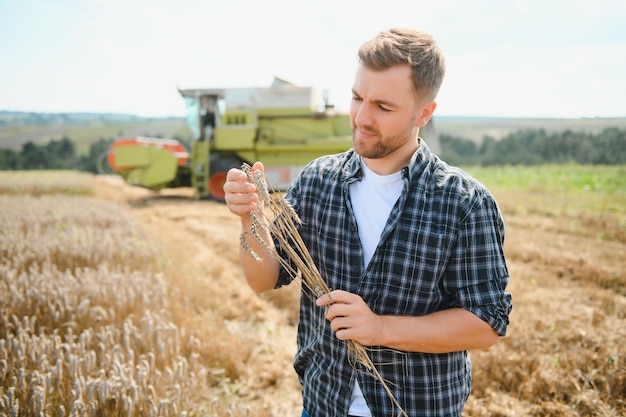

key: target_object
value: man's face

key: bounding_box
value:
[350,64,433,163]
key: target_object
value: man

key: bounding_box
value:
[224,28,512,417]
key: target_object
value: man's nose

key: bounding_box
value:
[354,103,374,127]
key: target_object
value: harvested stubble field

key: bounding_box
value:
[0,167,624,416]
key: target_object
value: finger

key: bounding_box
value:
[223,179,256,196]
[325,303,342,321]
[330,316,348,332]
[252,161,265,173]
[330,318,356,342]
[316,290,351,307]
[316,293,331,307]
[224,168,258,195]
[224,187,258,210]
[226,168,244,181]
[225,199,256,216]
[334,328,351,341]
[226,168,248,182]
[224,176,259,216]
[224,193,258,209]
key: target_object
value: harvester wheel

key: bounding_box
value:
[208,157,242,202]
[208,171,228,201]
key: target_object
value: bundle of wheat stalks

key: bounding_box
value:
[239,163,408,417]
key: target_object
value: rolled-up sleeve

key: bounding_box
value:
[445,193,512,336]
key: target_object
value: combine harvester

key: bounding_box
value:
[107,78,353,201]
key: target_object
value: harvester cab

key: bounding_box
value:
[107,78,353,201]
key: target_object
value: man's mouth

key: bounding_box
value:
[354,128,378,139]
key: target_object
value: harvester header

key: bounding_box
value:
[108,78,353,200]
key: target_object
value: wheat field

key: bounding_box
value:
[0,173,252,416]
[1,169,625,416]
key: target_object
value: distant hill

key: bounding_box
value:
[434,116,626,143]
[0,110,182,126]
[0,111,189,152]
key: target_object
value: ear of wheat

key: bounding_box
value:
[239,163,408,417]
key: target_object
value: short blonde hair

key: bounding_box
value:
[358,28,446,101]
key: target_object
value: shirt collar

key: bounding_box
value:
[341,138,433,183]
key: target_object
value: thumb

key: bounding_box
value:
[252,161,264,173]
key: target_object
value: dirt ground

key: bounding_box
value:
[93,175,625,416]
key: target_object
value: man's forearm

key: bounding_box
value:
[378,308,499,353]
[238,219,280,293]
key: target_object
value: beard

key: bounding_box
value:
[352,128,410,160]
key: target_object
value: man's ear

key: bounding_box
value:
[416,100,437,127]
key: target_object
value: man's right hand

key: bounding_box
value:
[223,161,264,218]
[224,161,281,293]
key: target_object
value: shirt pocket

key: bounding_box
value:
[369,228,452,316]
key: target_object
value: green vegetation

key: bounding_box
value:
[0,136,113,173]
[465,164,626,243]
[466,164,626,194]
[440,127,626,166]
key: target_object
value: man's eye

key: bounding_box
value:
[352,96,362,101]
[379,105,391,112]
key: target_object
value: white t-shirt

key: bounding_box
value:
[347,159,404,416]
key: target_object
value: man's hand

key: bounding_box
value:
[223,161,264,218]
[316,290,384,346]
[224,161,280,293]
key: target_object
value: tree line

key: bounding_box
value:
[0,136,113,173]
[0,111,160,126]
[439,127,626,166]
[0,127,625,172]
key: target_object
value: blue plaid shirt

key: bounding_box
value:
[276,141,512,417]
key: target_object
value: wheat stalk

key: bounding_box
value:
[239,163,408,417]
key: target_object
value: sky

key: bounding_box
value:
[0,0,625,119]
